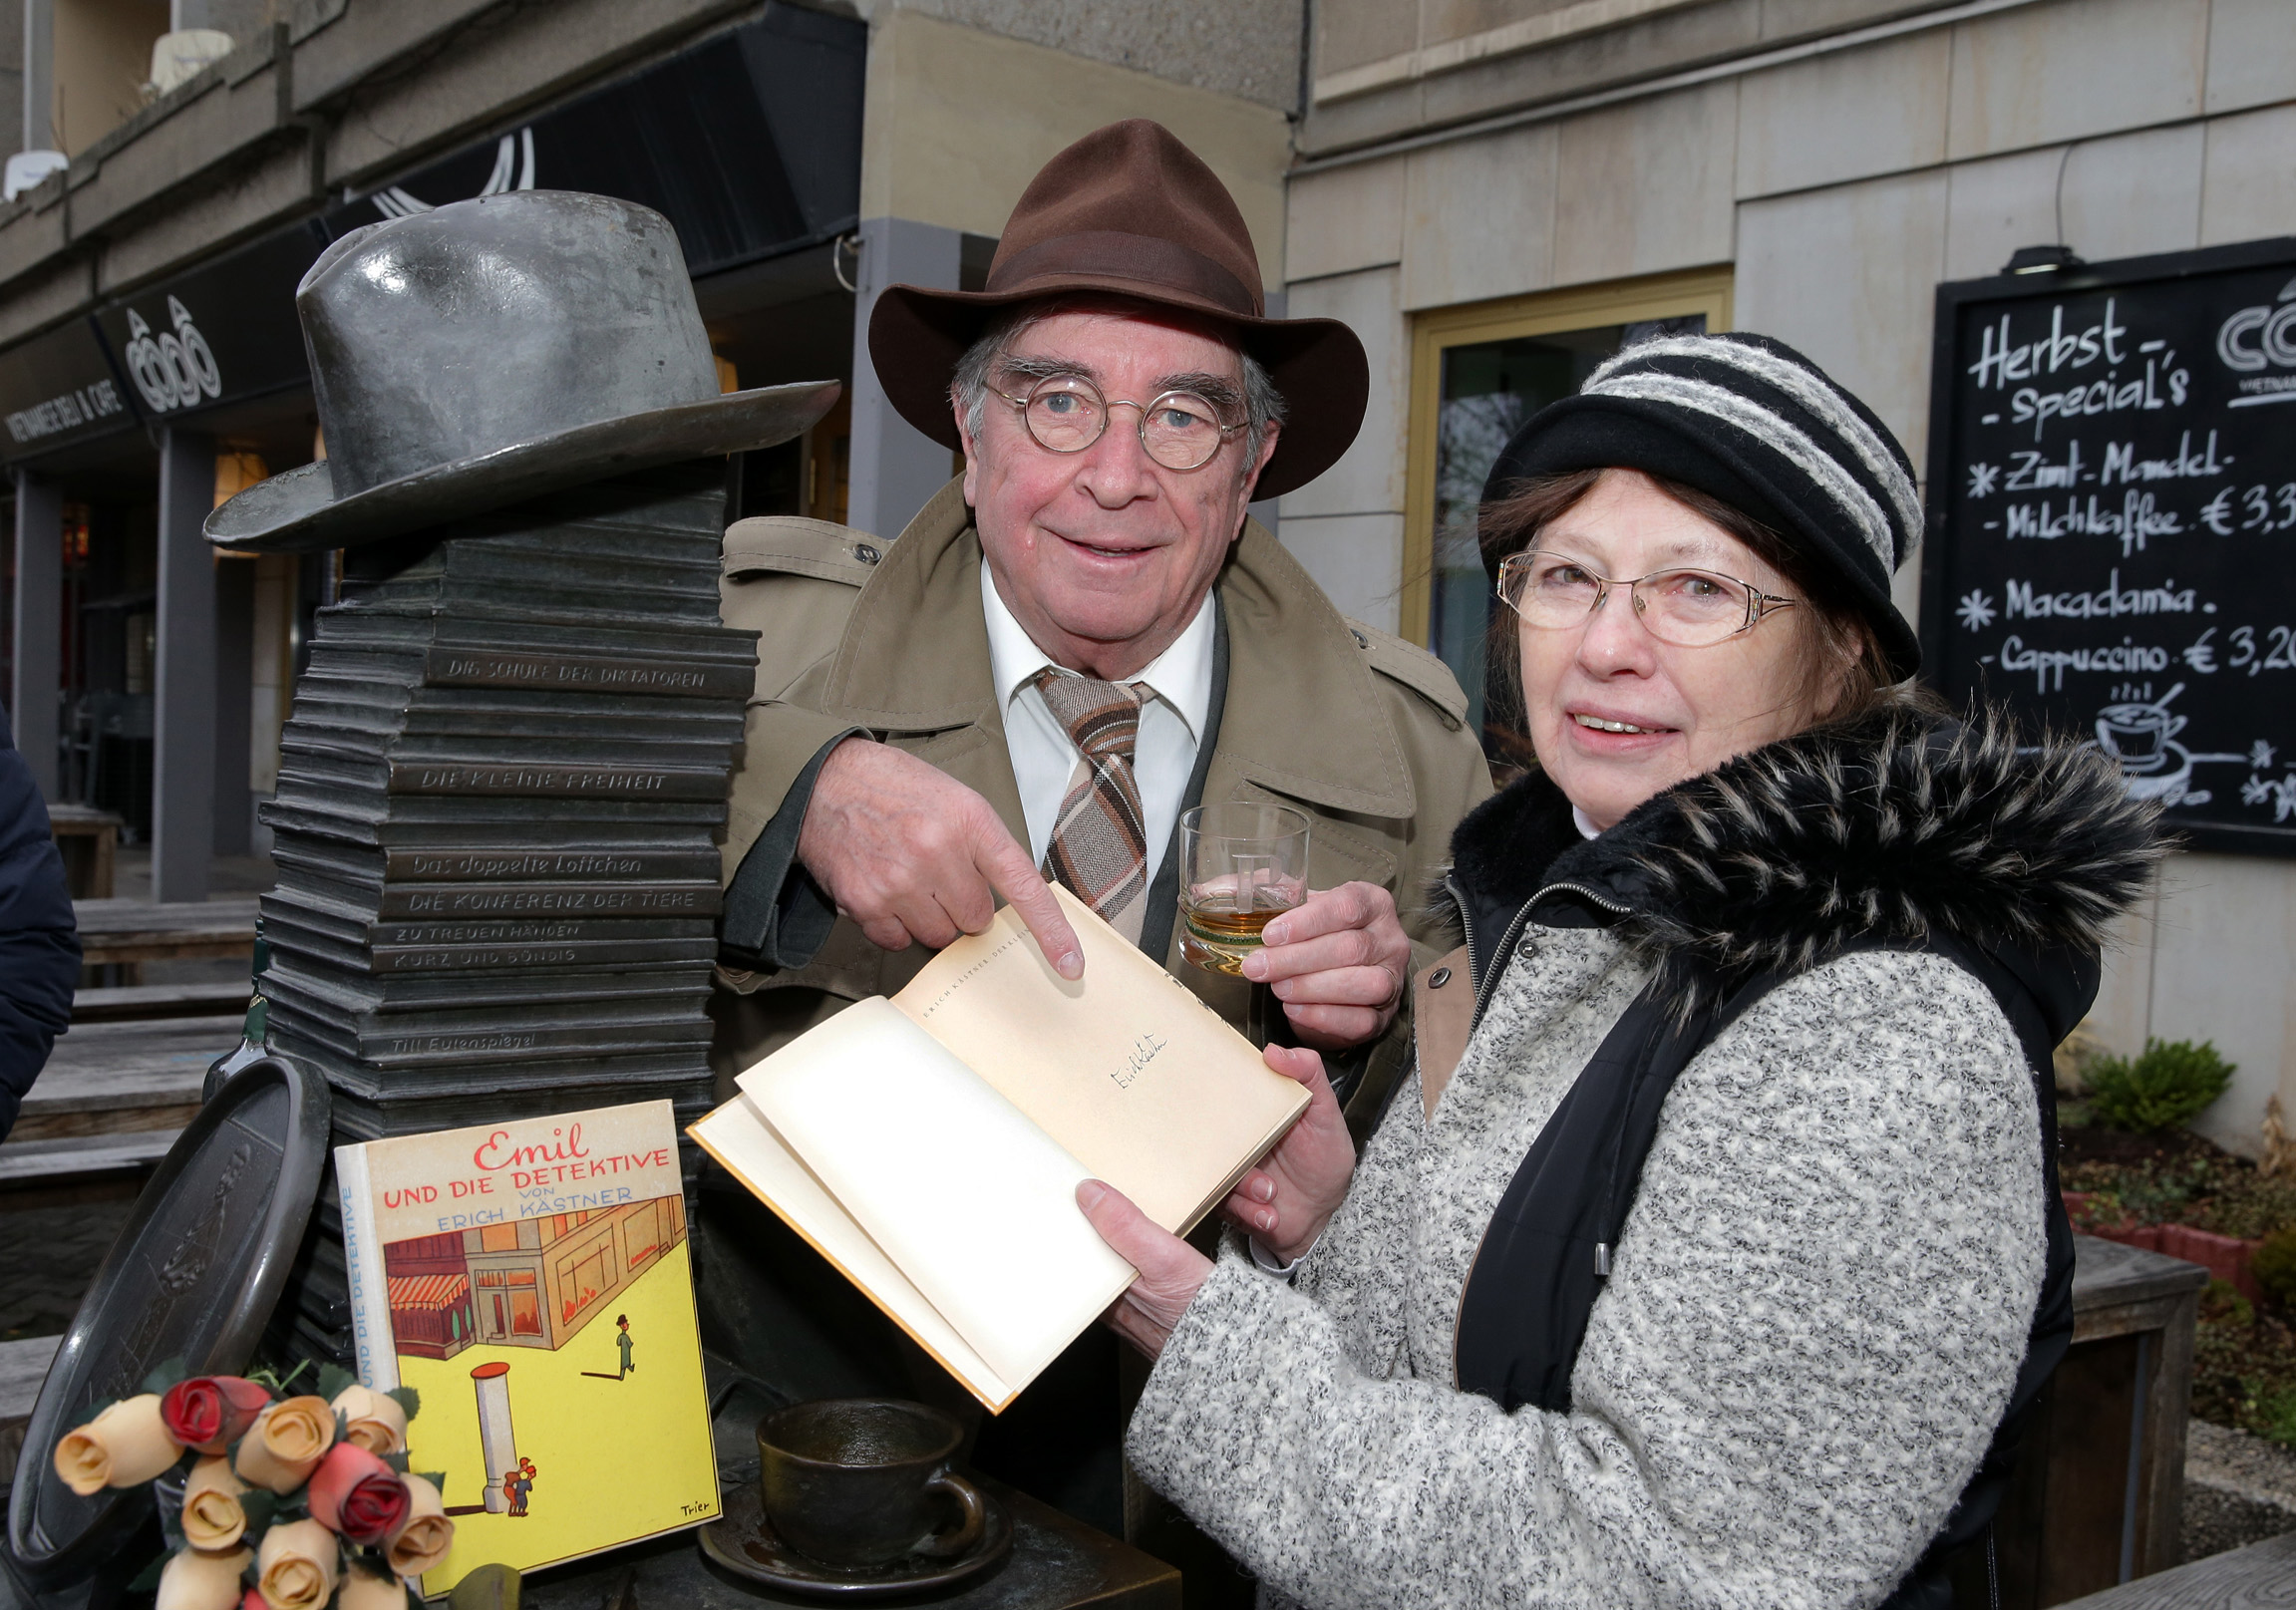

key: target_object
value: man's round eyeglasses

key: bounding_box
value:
[1495,548,1798,648]
[990,374,1246,472]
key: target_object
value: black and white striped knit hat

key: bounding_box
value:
[1479,331,1923,678]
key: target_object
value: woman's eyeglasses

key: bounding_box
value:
[989,374,1246,472]
[1495,548,1798,647]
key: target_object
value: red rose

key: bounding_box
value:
[307,1443,412,1545]
[160,1377,273,1454]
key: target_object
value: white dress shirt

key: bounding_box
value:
[980,563,1217,884]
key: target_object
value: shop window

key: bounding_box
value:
[627,1198,666,1268]
[1405,270,1732,760]
[558,1242,615,1327]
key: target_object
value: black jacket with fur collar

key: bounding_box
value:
[1443,695,2163,1033]
[1440,698,2161,1607]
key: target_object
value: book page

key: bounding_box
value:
[687,1095,1015,1413]
[730,996,1138,1396]
[892,885,1309,1233]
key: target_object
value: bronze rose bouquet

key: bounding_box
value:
[54,1361,454,1609]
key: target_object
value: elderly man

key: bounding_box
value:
[703,120,1489,1551]
[713,120,1487,1092]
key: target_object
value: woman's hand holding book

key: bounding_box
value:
[1077,1045,1358,1361]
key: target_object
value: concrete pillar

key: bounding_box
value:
[10,470,62,796]
[22,0,53,153]
[211,555,252,854]
[845,216,962,541]
[153,428,214,902]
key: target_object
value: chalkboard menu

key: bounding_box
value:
[1921,236,2296,857]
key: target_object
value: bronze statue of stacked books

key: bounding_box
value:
[204,187,836,1364]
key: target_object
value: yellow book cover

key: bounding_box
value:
[334,1100,720,1594]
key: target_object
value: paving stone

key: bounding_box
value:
[2182,1419,2296,1563]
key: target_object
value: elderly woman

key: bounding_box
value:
[1077,333,2160,1609]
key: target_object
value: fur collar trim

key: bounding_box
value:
[1447,696,2165,994]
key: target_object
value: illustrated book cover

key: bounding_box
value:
[689,884,1308,1414]
[336,1099,719,1594]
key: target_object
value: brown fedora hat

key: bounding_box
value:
[867,120,1367,501]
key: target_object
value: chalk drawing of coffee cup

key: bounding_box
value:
[2096,688,2187,776]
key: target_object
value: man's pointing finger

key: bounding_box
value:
[979,830,1085,980]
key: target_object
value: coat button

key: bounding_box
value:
[1427,966,1451,989]
[853,542,881,564]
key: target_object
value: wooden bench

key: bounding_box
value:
[72,897,259,985]
[0,1336,65,1501]
[10,1017,222,1145]
[0,1130,182,1191]
[1959,1236,2213,1607]
[2053,1530,2296,1607]
[45,805,120,900]
[71,983,248,1024]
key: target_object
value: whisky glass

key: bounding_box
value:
[1177,803,1310,977]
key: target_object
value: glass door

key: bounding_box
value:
[1405,271,1732,760]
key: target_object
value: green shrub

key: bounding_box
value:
[2084,1038,2235,1132]
[2257,1385,2296,1451]
[2255,1226,2296,1310]
[2200,1277,2256,1328]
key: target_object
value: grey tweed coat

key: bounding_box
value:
[1126,706,2161,1610]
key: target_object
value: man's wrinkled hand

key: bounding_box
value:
[797,737,1083,978]
[1240,881,1410,1051]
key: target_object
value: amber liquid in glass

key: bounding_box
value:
[1179,897,1288,976]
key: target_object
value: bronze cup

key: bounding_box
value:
[757,1399,987,1571]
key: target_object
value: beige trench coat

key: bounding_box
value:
[708,479,1494,1126]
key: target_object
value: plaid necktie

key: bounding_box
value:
[1033,669,1151,943]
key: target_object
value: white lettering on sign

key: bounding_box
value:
[2101,430,2230,484]
[2003,491,2184,556]
[2215,298,2296,373]
[2005,569,2200,621]
[1968,300,2131,390]
[1994,634,2172,693]
[123,295,221,413]
[4,377,127,444]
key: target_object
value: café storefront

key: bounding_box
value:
[0,4,866,899]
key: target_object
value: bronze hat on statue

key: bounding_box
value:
[207,189,840,553]
[867,120,1369,500]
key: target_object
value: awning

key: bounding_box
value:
[387,1273,471,1310]
[322,7,863,279]
[91,219,329,426]
[0,318,136,466]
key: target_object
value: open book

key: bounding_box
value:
[689,885,1309,1412]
